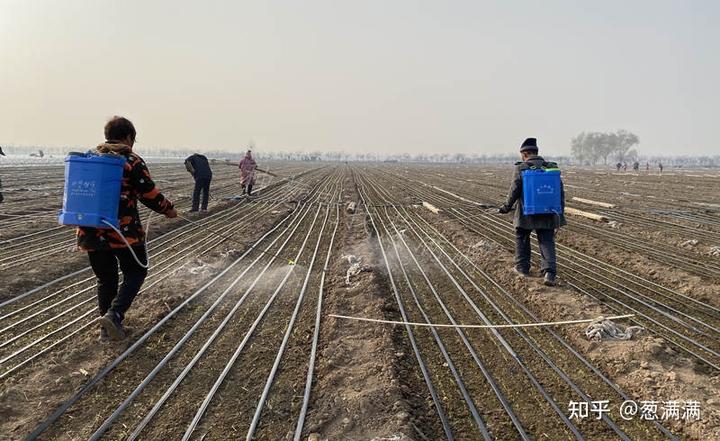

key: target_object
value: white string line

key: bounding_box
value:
[328,313,635,329]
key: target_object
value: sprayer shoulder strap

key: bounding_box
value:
[527,161,559,170]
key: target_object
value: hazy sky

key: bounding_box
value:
[1,0,717,155]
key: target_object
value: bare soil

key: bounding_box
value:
[0,203,285,440]
[437,212,720,441]
[303,182,428,441]
[556,228,720,309]
[3,164,720,440]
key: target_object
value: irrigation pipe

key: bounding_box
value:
[222,163,316,190]
[176,214,297,264]
[24,209,298,441]
[329,314,635,329]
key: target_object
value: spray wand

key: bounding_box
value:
[222,160,315,190]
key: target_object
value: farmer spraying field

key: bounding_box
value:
[499,137,566,286]
[184,152,212,212]
[75,116,177,340]
[239,149,257,196]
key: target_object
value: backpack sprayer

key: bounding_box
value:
[58,151,150,269]
[521,167,563,215]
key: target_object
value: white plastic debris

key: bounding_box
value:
[341,254,371,285]
[188,263,208,274]
[470,240,496,252]
[681,239,699,247]
[422,201,440,214]
[607,221,622,229]
[709,246,720,257]
[585,317,644,342]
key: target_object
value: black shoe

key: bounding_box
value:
[99,327,109,341]
[513,267,530,278]
[189,209,199,213]
[543,273,557,286]
[99,311,126,340]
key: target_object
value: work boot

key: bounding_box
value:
[99,311,126,341]
[513,267,530,278]
[543,273,557,286]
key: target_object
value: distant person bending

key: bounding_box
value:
[78,116,177,340]
[498,138,566,286]
[616,162,621,172]
[184,152,213,212]
[239,150,257,196]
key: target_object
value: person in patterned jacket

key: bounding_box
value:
[78,116,177,340]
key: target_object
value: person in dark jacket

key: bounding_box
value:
[184,153,213,212]
[499,138,566,286]
[78,116,177,340]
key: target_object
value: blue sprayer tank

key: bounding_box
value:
[58,152,126,228]
[521,168,563,215]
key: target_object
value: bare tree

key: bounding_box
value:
[612,129,640,163]
[571,129,639,165]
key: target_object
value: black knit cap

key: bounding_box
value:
[520,137,539,152]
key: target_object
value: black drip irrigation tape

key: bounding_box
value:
[176,214,299,265]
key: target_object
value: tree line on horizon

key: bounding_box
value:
[570,129,640,165]
[2,141,720,167]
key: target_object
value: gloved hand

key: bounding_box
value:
[498,205,511,214]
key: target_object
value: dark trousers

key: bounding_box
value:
[88,245,148,321]
[243,183,253,196]
[515,228,557,275]
[192,178,211,211]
